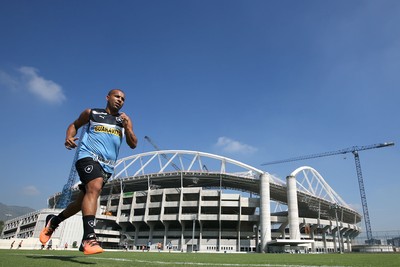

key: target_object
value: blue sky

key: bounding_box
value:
[0,0,399,232]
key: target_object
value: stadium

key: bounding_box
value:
[2,150,367,253]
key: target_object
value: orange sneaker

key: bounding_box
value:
[82,239,104,255]
[39,215,57,245]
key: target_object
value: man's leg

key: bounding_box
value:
[40,191,84,245]
[81,177,103,237]
[81,177,104,255]
[52,191,85,227]
[61,191,85,217]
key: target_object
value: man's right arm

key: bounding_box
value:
[65,109,91,149]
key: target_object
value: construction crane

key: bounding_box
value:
[144,136,181,171]
[55,125,88,209]
[261,142,395,243]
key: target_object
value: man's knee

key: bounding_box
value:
[85,178,103,194]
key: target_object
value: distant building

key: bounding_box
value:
[388,237,400,247]
[1,209,82,249]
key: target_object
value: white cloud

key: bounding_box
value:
[18,66,66,104]
[0,66,66,104]
[214,136,258,155]
[21,185,40,196]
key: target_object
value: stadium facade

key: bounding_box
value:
[1,150,364,253]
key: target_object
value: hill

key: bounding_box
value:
[0,203,36,221]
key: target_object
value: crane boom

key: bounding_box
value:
[144,136,181,171]
[261,141,394,242]
[261,142,394,166]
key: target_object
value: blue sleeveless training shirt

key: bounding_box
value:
[77,108,124,174]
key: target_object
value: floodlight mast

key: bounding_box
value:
[261,142,394,243]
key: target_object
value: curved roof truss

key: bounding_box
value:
[113,150,350,206]
[114,150,278,182]
[291,166,350,208]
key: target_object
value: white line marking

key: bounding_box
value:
[92,256,349,267]
[15,253,350,267]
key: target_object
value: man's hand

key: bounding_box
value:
[119,112,132,129]
[65,137,79,150]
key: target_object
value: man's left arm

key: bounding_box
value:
[119,112,138,149]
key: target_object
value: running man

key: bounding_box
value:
[39,89,137,255]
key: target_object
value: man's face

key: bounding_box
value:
[107,90,125,111]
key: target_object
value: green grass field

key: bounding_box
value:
[1,249,399,267]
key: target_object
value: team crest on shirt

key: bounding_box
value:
[85,165,93,173]
[116,116,123,123]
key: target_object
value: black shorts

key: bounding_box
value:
[75,157,111,192]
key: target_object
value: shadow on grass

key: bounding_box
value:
[26,255,95,265]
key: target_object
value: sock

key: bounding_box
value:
[58,211,67,222]
[82,215,96,240]
[51,212,66,228]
